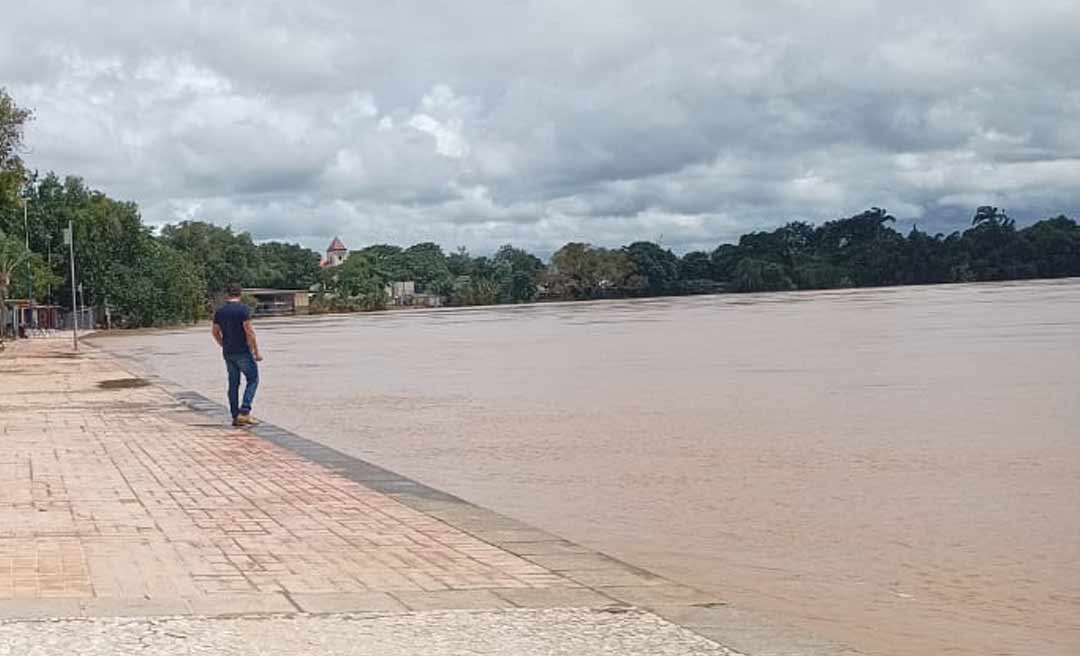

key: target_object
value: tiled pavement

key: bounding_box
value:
[0,338,856,656]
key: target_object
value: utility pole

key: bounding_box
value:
[23,198,33,331]
[64,221,78,351]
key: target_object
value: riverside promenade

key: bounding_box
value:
[0,338,850,655]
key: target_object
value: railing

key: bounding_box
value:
[61,308,95,331]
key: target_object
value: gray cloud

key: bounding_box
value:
[3,0,1079,257]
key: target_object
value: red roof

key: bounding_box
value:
[327,236,347,252]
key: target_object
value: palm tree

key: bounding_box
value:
[972,206,1014,230]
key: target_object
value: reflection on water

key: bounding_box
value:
[107,279,1080,656]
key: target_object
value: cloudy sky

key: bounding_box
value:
[3,0,1079,255]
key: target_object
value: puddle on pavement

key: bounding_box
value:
[97,378,151,390]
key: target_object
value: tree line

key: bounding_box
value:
[315,206,1080,311]
[3,87,1080,329]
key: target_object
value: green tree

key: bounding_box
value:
[67,179,148,309]
[10,174,153,314]
[547,243,636,300]
[1,173,212,327]
[902,226,958,285]
[791,260,848,289]
[447,246,473,277]
[961,206,1034,280]
[732,258,794,292]
[972,205,1012,229]
[546,242,595,299]
[160,220,259,294]
[355,244,410,283]
[351,242,457,296]
[252,241,321,289]
[404,242,454,295]
[624,241,680,295]
[709,244,742,282]
[28,251,61,302]
[320,252,387,311]
[105,236,205,327]
[493,244,544,303]
[0,88,31,206]
[450,256,504,306]
[1021,216,1080,278]
[679,251,712,281]
[0,231,29,333]
[811,208,906,287]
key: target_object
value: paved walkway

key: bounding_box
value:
[0,609,730,655]
[0,338,852,655]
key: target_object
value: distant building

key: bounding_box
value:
[384,281,443,308]
[317,237,445,308]
[2,300,64,330]
[2,300,93,334]
[385,281,416,300]
[321,236,349,268]
[241,289,312,316]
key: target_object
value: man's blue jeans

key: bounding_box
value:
[224,351,259,418]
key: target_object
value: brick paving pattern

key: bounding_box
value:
[0,338,846,656]
[0,339,572,610]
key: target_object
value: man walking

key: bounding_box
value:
[212,284,263,427]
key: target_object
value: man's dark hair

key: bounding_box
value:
[225,283,243,298]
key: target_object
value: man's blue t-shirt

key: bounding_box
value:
[214,302,252,354]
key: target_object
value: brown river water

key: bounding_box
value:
[100,279,1080,656]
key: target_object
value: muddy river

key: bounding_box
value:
[102,279,1080,655]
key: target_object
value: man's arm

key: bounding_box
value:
[212,323,224,348]
[243,320,262,361]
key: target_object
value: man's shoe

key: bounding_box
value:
[236,414,258,426]
[231,417,243,427]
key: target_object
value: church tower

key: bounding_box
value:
[323,237,348,268]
